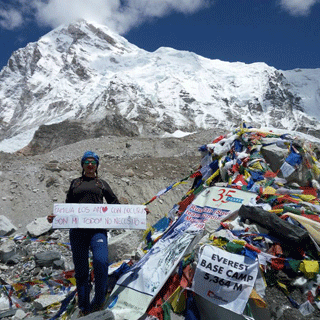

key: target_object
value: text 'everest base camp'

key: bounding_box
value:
[1,20,320,320]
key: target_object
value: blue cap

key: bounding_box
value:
[81,151,99,167]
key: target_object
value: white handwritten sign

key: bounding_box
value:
[192,245,259,315]
[52,204,146,230]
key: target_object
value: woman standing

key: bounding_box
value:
[48,150,119,316]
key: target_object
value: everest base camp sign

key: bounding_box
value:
[52,203,146,230]
[192,245,259,315]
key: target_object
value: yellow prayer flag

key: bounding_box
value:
[299,260,319,279]
[263,186,276,195]
[250,162,263,171]
[205,169,220,186]
[233,239,246,246]
[68,278,77,286]
[213,238,228,248]
[277,281,289,295]
[250,289,267,308]
[244,170,251,180]
[312,166,320,177]
[269,209,283,214]
[169,286,186,314]
[296,194,316,202]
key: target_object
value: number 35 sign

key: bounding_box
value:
[190,187,255,219]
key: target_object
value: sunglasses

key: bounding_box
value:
[84,160,97,165]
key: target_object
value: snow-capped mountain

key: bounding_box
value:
[0,19,320,153]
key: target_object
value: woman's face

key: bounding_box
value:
[83,157,98,177]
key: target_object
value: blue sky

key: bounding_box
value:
[0,0,320,71]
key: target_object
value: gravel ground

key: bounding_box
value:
[0,129,223,234]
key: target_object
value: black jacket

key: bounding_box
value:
[66,176,119,204]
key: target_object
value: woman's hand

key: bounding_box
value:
[47,215,56,223]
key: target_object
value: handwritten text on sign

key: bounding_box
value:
[192,245,259,315]
[52,204,146,230]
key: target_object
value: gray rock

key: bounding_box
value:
[26,217,52,237]
[0,309,17,319]
[33,294,66,310]
[261,143,287,173]
[0,215,17,236]
[261,143,310,186]
[108,230,143,263]
[45,160,61,172]
[0,239,16,263]
[12,308,26,320]
[32,267,41,276]
[34,250,61,267]
[53,259,65,269]
[6,253,22,265]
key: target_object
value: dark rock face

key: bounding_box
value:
[18,114,140,155]
[87,23,117,47]
[18,120,88,155]
[93,114,140,138]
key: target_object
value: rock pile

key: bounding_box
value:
[115,124,320,320]
[0,218,141,319]
[1,125,320,320]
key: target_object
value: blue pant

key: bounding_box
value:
[69,229,108,313]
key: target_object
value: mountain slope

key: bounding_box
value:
[0,19,320,153]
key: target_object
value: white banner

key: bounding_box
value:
[108,187,255,319]
[117,222,197,295]
[109,222,198,320]
[192,245,259,315]
[52,203,146,230]
[182,187,255,229]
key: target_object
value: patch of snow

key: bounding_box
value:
[162,130,195,138]
[0,129,36,153]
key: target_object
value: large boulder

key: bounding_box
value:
[0,215,17,236]
[26,217,52,237]
[261,141,310,186]
[34,251,61,267]
[0,239,16,263]
[108,230,144,263]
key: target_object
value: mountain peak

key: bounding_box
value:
[0,19,320,153]
[39,19,138,57]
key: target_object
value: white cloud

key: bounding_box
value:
[0,8,23,30]
[279,0,320,16]
[32,0,119,29]
[0,0,319,34]
[5,0,319,35]
[0,0,212,34]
